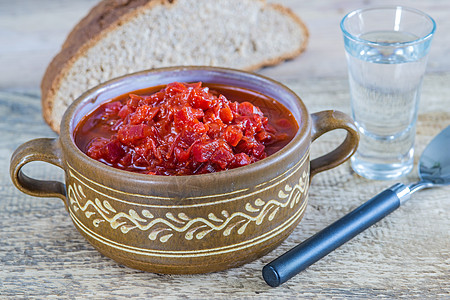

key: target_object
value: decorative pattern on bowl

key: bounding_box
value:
[65,150,309,273]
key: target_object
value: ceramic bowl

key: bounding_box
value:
[10,66,359,274]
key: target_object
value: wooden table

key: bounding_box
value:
[1,1,449,298]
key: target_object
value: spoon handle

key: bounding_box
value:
[262,183,410,287]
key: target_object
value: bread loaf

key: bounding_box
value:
[41,0,309,132]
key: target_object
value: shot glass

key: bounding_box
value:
[340,6,436,180]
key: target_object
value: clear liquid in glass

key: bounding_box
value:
[347,30,427,179]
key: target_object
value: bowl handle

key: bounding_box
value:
[310,110,359,178]
[10,138,66,201]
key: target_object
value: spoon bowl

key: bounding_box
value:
[410,127,450,192]
[263,125,450,287]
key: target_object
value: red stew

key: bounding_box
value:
[74,82,298,176]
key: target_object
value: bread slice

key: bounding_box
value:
[41,0,309,132]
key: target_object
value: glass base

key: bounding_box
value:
[351,156,413,180]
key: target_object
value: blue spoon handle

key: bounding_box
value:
[262,183,411,287]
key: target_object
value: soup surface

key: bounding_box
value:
[74,82,298,175]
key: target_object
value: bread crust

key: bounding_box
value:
[41,0,309,133]
[41,0,157,131]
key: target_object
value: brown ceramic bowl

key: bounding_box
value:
[10,66,359,274]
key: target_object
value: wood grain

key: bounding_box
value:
[1,0,450,89]
[0,0,449,298]
[1,75,449,298]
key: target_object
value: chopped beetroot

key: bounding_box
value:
[223,125,243,147]
[75,82,298,175]
[117,124,152,145]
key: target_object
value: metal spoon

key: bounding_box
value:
[263,125,450,287]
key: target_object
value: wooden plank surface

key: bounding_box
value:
[1,76,449,299]
[1,0,450,89]
[1,0,449,299]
